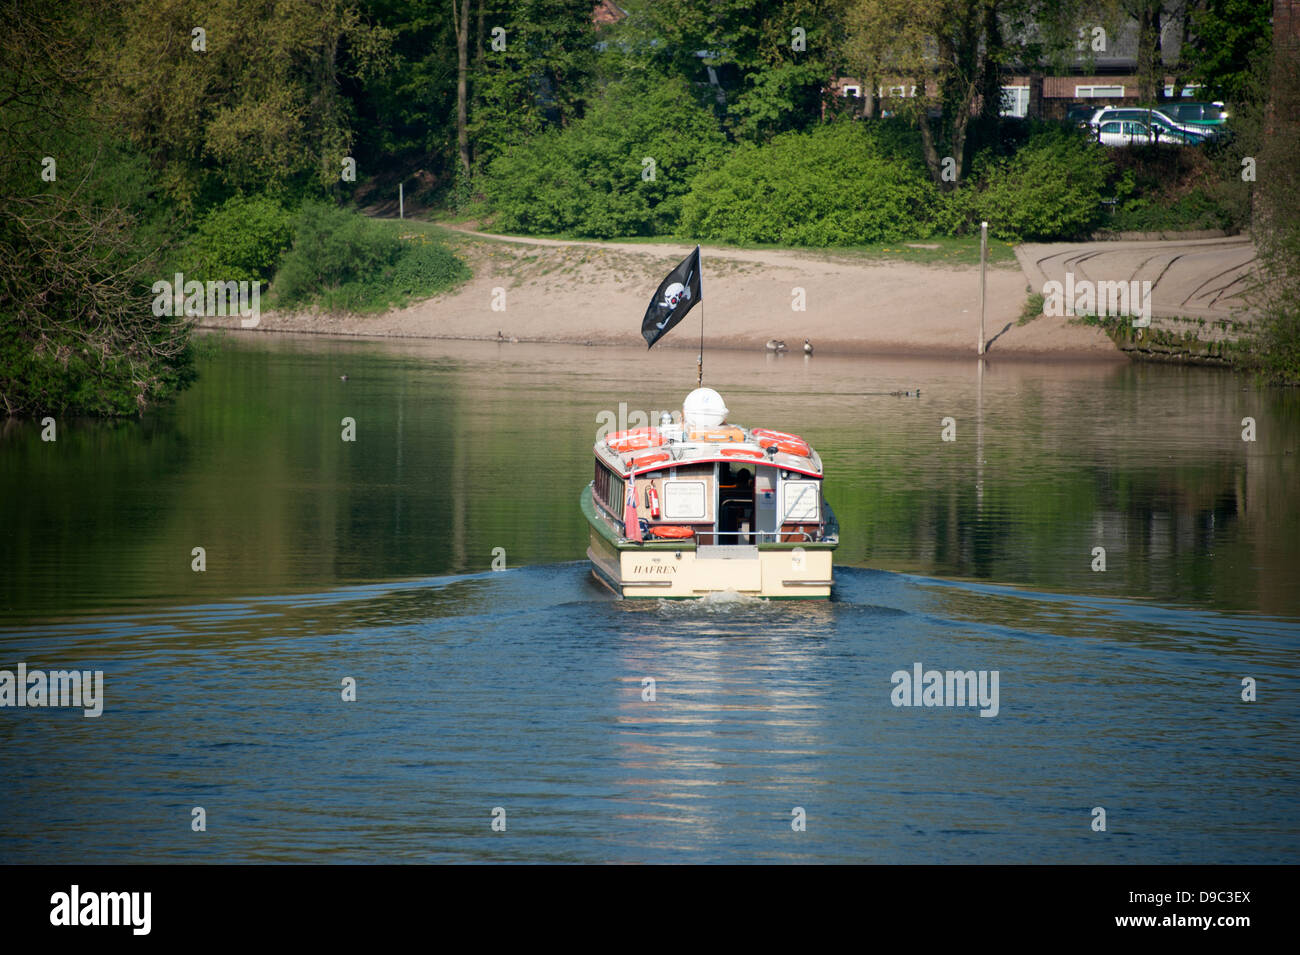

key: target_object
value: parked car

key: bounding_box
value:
[1162,101,1228,130]
[1065,102,1098,128]
[1094,118,1200,147]
[1088,107,1213,143]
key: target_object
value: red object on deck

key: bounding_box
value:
[649,525,694,539]
[751,428,811,457]
[630,451,671,470]
[607,427,664,453]
[623,476,642,541]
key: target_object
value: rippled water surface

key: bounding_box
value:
[1,336,1297,862]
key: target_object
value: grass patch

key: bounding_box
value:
[1018,292,1045,325]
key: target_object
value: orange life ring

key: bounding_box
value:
[720,448,764,459]
[649,525,694,539]
[606,427,664,453]
[630,451,671,470]
[751,428,811,457]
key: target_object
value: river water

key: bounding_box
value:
[1,334,1296,863]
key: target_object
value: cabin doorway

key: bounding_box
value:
[716,462,755,544]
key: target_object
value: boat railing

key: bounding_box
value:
[694,529,824,545]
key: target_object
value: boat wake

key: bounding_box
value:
[651,589,770,612]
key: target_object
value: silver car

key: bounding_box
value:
[1089,107,1212,143]
[1094,118,1199,147]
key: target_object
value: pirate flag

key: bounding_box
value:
[641,246,702,348]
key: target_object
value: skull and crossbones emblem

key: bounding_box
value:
[658,282,691,311]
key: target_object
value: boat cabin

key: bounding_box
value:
[591,455,828,546]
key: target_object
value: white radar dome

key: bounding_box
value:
[682,388,729,428]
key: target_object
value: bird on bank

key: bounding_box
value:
[765,339,787,352]
[340,374,348,381]
[803,339,813,355]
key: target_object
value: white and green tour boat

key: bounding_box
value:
[582,387,838,599]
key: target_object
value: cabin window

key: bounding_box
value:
[594,461,623,514]
[662,480,707,520]
[782,480,821,522]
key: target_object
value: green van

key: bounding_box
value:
[1163,102,1228,129]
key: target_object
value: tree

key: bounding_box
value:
[840,0,1002,188]
[452,0,471,177]
[840,1,1115,186]
[103,0,393,213]
[614,0,841,141]
[1181,0,1272,104]
[465,0,602,174]
[344,1,459,190]
[1,0,193,416]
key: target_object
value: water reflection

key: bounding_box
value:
[2,335,1296,621]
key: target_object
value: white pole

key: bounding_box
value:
[399,182,404,220]
[978,221,988,356]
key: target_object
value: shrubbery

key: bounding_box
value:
[273,203,468,312]
[678,121,1113,245]
[189,194,295,283]
[474,99,1253,248]
[679,120,936,245]
[478,74,726,238]
[1107,189,1232,233]
[953,126,1113,241]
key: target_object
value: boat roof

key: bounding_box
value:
[595,424,823,479]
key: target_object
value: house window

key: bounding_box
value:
[1000,86,1029,118]
[1076,85,1125,98]
[841,85,860,98]
[1164,84,1200,98]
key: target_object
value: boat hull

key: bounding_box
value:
[582,485,834,599]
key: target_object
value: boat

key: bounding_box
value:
[582,387,838,599]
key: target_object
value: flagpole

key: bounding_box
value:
[697,301,704,387]
[697,252,704,387]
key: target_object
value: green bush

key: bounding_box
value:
[190,194,294,283]
[385,239,470,296]
[958,126,1113,241]
[1108,189,1232,232]
[479,74,727,238]
[273,204,468,313]
[273,202,402,306]
[679,121,936,245]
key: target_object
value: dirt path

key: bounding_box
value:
[200,226,1121,359]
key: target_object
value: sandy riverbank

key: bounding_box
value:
[197,229,1123,360]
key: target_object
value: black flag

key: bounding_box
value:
[641,246,702,348]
